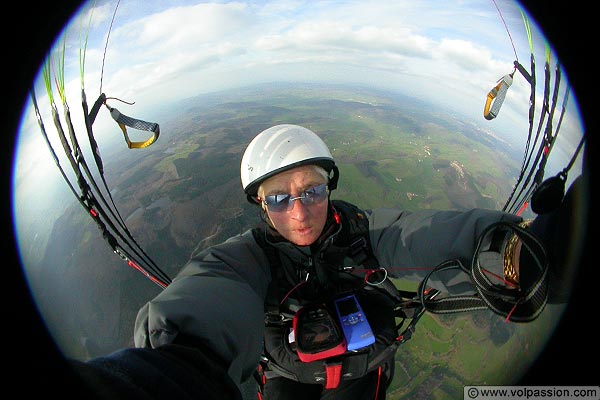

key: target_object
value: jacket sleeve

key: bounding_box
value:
[367,207,521,294]
[133,230,271,385]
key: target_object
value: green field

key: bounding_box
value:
[154,83,520,216]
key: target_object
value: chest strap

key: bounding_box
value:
[324,361,343,389]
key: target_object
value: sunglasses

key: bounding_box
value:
[262,183,329,212]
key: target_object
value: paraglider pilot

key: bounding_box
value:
[69,124,584,399]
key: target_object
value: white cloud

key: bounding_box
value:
[17,0,584,189]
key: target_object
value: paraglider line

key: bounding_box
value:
[491,0,519,62]
[99,0,121,95]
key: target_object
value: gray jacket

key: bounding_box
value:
[134,204,520,385]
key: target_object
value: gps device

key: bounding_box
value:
[293,304,347,362]
[334,294,375,351]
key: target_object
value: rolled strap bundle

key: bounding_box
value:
[471,220,548,322]
[418,220,548,322]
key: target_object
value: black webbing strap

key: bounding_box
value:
[417,221,548,322]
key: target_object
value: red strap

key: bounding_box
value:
[373,367,382,399]
[516,201,529,216]
[255,363,266,398]
[324,363,343,389]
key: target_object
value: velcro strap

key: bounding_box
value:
[324,362,342,389]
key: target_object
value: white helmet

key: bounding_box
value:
[241,124,339,203]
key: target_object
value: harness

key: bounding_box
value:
[252,200,430,392]
[250,201,549,396]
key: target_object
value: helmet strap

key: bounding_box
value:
[328,166,340,191]
[260,204,276,229]
[247,194,261,205]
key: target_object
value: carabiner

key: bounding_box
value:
[365,267,388,286]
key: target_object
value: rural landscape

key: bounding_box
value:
[23,83,562,398]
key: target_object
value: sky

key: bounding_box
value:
[14,0,585,200]
[13,0,586,248]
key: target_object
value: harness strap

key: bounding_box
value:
[252,228,286,318]
[324,362,343,389]
[373,367,383,400]
[418,221,548,322]
[255,361,268,398]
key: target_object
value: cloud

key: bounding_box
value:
[19,0,583,174]
[437,39,494,71]
[116,2,253,52]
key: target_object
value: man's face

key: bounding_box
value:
[259,165,329,246]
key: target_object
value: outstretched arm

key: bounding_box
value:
[368,206,521,294]
[133,230,271,385]
[367,174,587,305]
